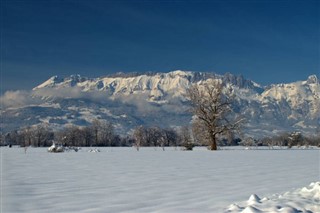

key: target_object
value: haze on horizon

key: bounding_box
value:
[1,0,319,93]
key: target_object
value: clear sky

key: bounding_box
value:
[1,0,319,92]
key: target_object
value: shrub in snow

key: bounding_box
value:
[181,142,195,151]
[88,148,100,152]
[65,147,81,152]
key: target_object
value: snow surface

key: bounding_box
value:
[1,147,319,213]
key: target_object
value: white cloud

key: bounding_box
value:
[0,90,39,109]
[32,87,112,102]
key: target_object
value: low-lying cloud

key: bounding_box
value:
[0,90,40,109]
[0,87,110,109]
[32,87,109,101]
[0,87,184,116]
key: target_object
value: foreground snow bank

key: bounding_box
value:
[226,182,320,213]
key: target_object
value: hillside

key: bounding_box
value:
[1,71,319,137]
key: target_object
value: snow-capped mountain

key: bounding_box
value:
[1,71,319,137]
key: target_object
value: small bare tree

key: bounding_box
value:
[133,126,144,151]
[32,124,52,147]
[242,137,257,148]
[92,119,101,146]
[82,126,94,146]
[288,131,303,148]
[0,133,4,146]
[98,121,115,146]
[187,80,243,150]
[20,127,33,153]
[179,126,194,150]
[191,118,209,146]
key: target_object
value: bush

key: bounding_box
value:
[181,142,195,151]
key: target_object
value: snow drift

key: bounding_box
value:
[226,182,320,213]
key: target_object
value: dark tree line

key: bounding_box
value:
[238,131,320,148]
[1,120,193,149]
[1,123,319,149]
[1,120,130,147]
[133,126,180,150]
[259,132,320,148]
[2,125,54,147]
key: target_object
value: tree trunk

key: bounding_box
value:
[209,133,217,150]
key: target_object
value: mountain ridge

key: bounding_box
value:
[2,71,319,137]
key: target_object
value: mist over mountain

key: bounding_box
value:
[1,71,319,137]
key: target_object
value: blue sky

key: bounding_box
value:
[1,0,319,92]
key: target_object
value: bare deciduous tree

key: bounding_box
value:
[19,127,33,153]
[32,124,52,147]
[288,131,303,148]
[133,126,144,151]
[187,80,243,150]
[242,137,257,148]
[160,128,178,150]
[98,121,115,146]
[179,126,194,150]
[92,119,101,146]
[82,126,94,147]
[132,126,179,150]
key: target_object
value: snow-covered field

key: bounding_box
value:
[1,147,319,213]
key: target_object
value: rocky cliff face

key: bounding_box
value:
[1,71,319,137]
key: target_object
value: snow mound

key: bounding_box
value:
[47,143,64,153]
[241,206,262,213]
[247,194,261,205]
[226,182,319,213]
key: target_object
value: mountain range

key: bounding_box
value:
[1,70,319,138]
